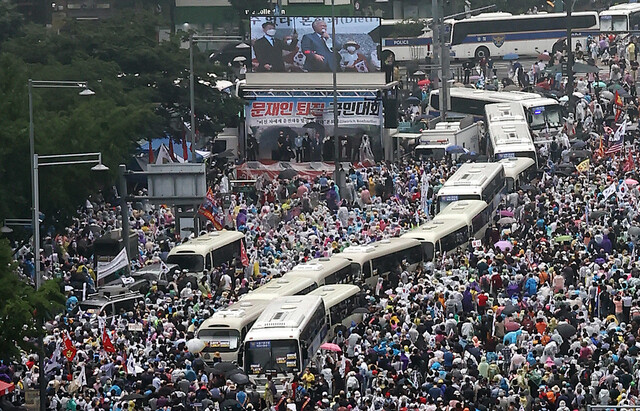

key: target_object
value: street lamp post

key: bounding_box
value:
[32,152,107,411]
[28,79,94,292]
[331,0,340,188]
[188,35,242,162]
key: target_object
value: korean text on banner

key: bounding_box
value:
[97,247,129,280]
[247,98,382,128]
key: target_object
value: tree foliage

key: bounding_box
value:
[0,238,65,362]
[391,21,426,38]
[0,10,242,226]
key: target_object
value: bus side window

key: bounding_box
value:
[363,262,372,279]
[206,254,212,270]
[325,273,337,285]
[336,267,351,284]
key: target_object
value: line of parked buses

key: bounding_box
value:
[163,103,538,385]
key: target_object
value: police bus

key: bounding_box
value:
[402,200,491,261]
[485,102,538,166]
[445,11,599,60]
[435,162,506,214]
[427,88,562,143]
[243,295,327,380]
[167,231,245,276]
[336,238,423,287]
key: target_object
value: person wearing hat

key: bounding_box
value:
[340,40,369,72]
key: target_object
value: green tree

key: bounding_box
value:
[0,238,65,362]
[0,10,242,226]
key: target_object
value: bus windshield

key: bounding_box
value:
[438,194,481,212]
[528,105,562,130]
[198,329,240,352]
[166,254,204,272]
[601,15,628,32]
[245,340,299,375]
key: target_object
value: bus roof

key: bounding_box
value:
[499,157,536,179]
[447,10,597,23]
[401,218,468,243]
[437,200,489,224]
[308,284,361,309]
[485,102,527,123]
[442,162,504,187]
[433,88,559,109]
[248,295,324,334]
[601,3,640,14]
[337,238,421,265]
[167,231,245,256]
[283,257,350,281]
[197,299,270,333]
[242,277,317,300]
[488,122,534,147]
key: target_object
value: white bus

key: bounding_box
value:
[499,157,537,192]
[427,88,562,143]
[435,162,506,213]
[197,299,270,364]
[485,102,538,166]
[243,295,327,379]
[380,19,433,62]
[308,284,363,341]
[241,277,319,302]
[600,3,640,33]
[283,257,353,286]
[167,231,245,276]
[445,11,599,60]
[336,238,422,287]
[402,200,491,261]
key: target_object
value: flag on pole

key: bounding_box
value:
[168,138,176,161]
[182,127,189,161]
[102,327,116,353]
[61,331,77,362]
[606,122,626,155]
[127,352,137,376]
[624,150,635,172]
[602,184,617,200]
[148,140,154,164]
[614,90,624,108]
[44,343,62,374]
[75,364,86,387]
[198,187,224,230]
[576,158,590,173]
[240,240,249,267]
[618,181,630,200]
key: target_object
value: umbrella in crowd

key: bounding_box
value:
[503,52,519,60]
[497,217,516,225]
[319,342,342,352]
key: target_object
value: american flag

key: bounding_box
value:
[606,141,623,155]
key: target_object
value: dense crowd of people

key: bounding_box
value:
[4,27,640,411]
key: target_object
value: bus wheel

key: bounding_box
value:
[474,46,490,60]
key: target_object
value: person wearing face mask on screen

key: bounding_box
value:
[253,21,298,72]
[301,18,339,72]
[340,40,369,72]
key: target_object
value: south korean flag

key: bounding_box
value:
[355,60,369,73]
[293,51,306,70]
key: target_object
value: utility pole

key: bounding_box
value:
[565,0,574,97]
[439,0,450,120]
[431,0,440,92]
[432,0,449,120]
